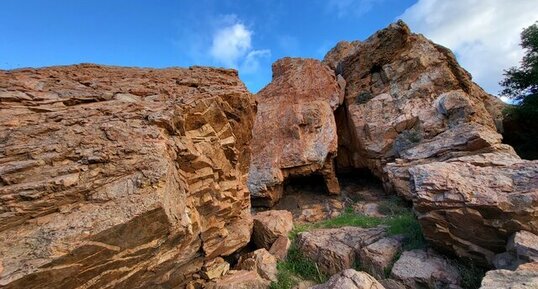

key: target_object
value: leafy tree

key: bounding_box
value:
[500,21,538,159]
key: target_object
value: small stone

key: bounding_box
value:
[310,269,385,289]
[201,257,230,280]
[236,249,277,282]
[269,235,292,261]
[252,210,293,249]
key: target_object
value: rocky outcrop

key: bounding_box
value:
[390,249,461,289]
[324,20,538,266]
[311,269,386,289]
[327,20,503,177]
[248,58,344,207]
[296,226,386,275]
[0,64,256,288]
[480,262,538,289]
[388,152,538,265]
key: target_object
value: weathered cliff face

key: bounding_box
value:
[248,58,344,207]
[324,20,505,177]
[323,20,538,266]
[0,64,256,288]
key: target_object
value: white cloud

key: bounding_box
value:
[400,0,538,95]
[241,49,271,73]
[327,0,383,18]
[208,17,270,72]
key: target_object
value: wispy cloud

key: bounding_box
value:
[400,0,538,95]
[208,16,270,73]
[327,0,383,18]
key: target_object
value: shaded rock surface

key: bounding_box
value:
[296,226,386,275]
[248,57,344,207]
[494,230,538,270]
[390,249,461,289]
[0,64,256,288]
[310,269,386,289]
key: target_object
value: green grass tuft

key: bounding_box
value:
[385,212,426,250]
[270,245,327,289]
[272,197,427,288]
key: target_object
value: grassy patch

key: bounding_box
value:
[385,212,426,250]
[270,245,327,289]
[271,198,426,288]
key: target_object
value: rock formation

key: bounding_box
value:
[296,226,386,275]
[0,64,256,288]
[323,20,538,266]
[248,58,344,207]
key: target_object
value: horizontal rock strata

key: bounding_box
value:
[0,64,256,288]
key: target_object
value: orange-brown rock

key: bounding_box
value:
[236,248,277,282]
[0,64,256,288]
[407,153,538,265]
[248,57,344,207]
[252,210,293,250]
[324,20,537,266]
[327,20,503,177]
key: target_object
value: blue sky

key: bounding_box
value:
[1,1,537,95]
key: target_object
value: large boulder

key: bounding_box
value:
[248,57,344,207]
[396,152,538,265]
[359,236,403,279]
[0,64,256,288]
[296,226,386,275]
[327,20,503,177]
[324,20,537,266]
[310,269,386,289]
[390,249,461,289]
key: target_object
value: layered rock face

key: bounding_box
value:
[0,64,256,288]
[248,58,344,207]
[324,20,538,266]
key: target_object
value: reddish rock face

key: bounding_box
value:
[326,20,504,177]
[0,64,256,288]
[323,20,537,266]
[248,57,344,207]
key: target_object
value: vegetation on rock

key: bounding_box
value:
[501,22,538,159]
[270,198,425,289]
